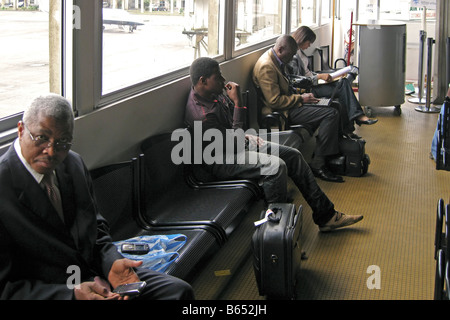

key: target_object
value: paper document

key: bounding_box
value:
[330,66,352,80]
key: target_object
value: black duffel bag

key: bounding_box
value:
[328,137,370,177]
[288,75,313,92]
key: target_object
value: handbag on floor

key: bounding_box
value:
[328,137,370,177]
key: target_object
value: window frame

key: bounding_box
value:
[231,0,289,58]
[90,0,288,110]
[96,0,229,111]
[0,0,333,134]
[0,0,68,146]
[0,113,22,146]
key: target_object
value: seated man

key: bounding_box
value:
[185,57,363,233]
[0,94,194,300]
[290,26,378,132]
[253,34,343,183]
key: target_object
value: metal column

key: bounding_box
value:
[415,38,440,113]
[409,31,427,104]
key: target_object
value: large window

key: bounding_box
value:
[380,0,436,21]
[320,0,331,24]
[357,0,436,22]
[357,0,377,21]
[291,0,317,30]
[9,0,427,137]
[234,0,284,51]
[0,2,61,120]
[102,0,224,95]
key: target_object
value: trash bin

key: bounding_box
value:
[357,21,407,115]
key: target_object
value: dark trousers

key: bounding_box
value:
[288,105,340,157]
[205,141,335,226]
[311,76,364,132]
[135,268,194,300]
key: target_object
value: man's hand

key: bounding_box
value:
[318,73,332,82]
[301,93,320,104]
[74,276,119,300]
[108,258,142,289]
[246,134,265,148]
[225,81,242,107]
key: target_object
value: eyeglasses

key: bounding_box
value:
[25,124,73,152]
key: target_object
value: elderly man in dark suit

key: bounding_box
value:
[0,94,193,300]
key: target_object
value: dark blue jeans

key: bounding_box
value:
[204,141,335,226]
[134,268,194,300]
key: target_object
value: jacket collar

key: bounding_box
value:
[190,87,219,109]
[271,48,283,67]
[7,145,78,245]
[268,48,289,80]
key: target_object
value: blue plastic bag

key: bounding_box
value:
[113,234,187,273]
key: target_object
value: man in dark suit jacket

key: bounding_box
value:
[0,94,193,300]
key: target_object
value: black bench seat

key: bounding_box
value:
[90,158,220,282]
[139,132,261,243]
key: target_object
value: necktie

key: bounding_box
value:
[41,173,64,222]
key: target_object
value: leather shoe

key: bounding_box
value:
[344,132,362,139]
[311,166,344,183]
[355,118,378,126]
[319,211,363,232]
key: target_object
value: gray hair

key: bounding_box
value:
[22,94,74,133]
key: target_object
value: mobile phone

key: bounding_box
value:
[113,281,147,297]
[121,243,149,255]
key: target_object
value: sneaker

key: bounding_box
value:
[319,211,363,232]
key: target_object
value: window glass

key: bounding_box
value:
[379,0,410,20]
[321,0,330,24]
[380,0,436,21]
[102,0,224,95]
[0,2,61,120]
[291,0,317,30]
[234,0,284,51]
[358,0,378,21]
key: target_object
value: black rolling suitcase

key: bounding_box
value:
[252,203,303,299]
[328,137,370,177]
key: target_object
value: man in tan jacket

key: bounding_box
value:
[253,35,343,183]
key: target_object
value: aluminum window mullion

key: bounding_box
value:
[223,0,236,60]
[285,0,291,34]
[72,0,102,116]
